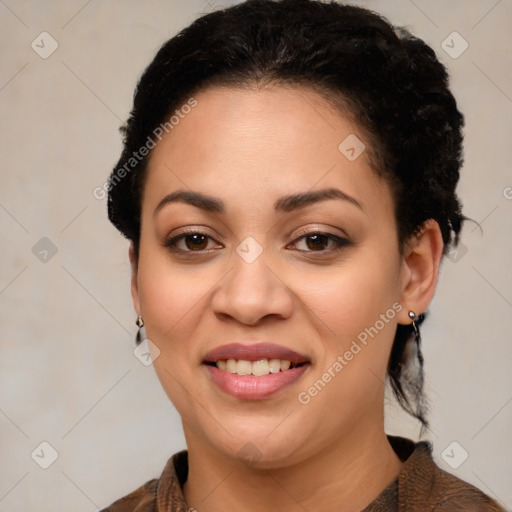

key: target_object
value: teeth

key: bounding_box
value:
[269,359,281,373]
[236,360,252,375]
[252,359,270,376]
[215,358,297,376]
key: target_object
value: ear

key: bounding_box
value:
[129,242,141,316]
[398,219,444,324]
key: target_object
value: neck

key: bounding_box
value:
[182,424,403,512]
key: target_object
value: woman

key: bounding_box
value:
[100,0,505,510]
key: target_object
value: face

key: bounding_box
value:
[132,85,415,468]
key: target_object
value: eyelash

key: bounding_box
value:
[163,228,350,256]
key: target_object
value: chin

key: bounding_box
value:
[204,424,311,469]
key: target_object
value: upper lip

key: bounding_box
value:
[203,342,310,364]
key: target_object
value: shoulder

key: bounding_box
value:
[99,449,189,512]
[99,478,158,512]
[393,437,506,512]
[426,460,505,511]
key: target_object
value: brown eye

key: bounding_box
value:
[304,234,330,251]
[164,231,221,253]
[182,234,209,251]
[290,232,350,253]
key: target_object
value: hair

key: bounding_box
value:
[107,0,466,429]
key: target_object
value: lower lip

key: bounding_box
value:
[204,364,309,400]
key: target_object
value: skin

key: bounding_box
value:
[129,84,444,512]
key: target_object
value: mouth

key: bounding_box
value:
[202,342,311,399]
[204,358,308,376]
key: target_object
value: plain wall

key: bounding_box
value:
[1,1,511,510]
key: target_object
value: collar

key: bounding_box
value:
[154,436,431,511]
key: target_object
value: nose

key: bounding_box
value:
[210,246,294,326]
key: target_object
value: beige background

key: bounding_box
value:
[1,0,511,510]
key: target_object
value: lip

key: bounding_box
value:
[202,342,311,400]
[205,364,310,400]
[203,342,309,365]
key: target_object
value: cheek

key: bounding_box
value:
[308,257,401,342]
[136,255,211,410]
[137,247,206,330]
[135,250,214,373]
[300,253,402,403]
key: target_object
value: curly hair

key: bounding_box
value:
[107,0,465,429]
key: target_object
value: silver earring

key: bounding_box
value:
[408,311,424,364]
[135,315,144,345]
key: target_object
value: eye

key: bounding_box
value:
[164,230,223,253]
[288,231,350,253]
[164,229,350,255]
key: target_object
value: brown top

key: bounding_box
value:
[100,436,505,512]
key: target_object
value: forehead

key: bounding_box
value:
[143,85,393,218]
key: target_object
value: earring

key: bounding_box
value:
[408,310,420,340]
[135,315,144,345]
[408,310,424,364]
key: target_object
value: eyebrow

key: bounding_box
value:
[154,187,363,216]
